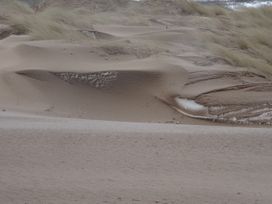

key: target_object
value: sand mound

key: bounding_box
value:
[11,60,187,122]
[2,3,272,204]
[0,32,188,123]
[1,4,272,126]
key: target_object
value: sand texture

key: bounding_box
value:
[1,1,272,203]
[1,113,272,204]
[1,23,272,125]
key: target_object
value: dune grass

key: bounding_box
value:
[0,0,272,75]
[0,0,145,40]
[137,0,227,16]
[0,0,94,40]
[136,1,272,74]
[0,0,33,15]
[0,0,227,41]
[203,6,272,74]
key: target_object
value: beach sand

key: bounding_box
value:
[1,1,272,203]
[1,112,272,204]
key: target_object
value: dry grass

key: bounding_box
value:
[0,0,148,40]
[203,6,272,74]
[45,0,129,12]
[0,0,227,41]
[1,0,272,75]
[0,0,33,15]
[98,39,165,59]
[137,0,227,16]
[0,0,94,40]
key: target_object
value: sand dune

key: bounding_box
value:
[1,22,272,125]
[0,33,188,122]
[1,1,272,203]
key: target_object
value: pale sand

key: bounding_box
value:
[0,112,272,204]
[1,28,272,124]
[1,3,272,203]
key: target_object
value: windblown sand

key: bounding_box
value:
[1,112,272,204]
[1,3,272,203]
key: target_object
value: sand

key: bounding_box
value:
[1,112,272,204]
[1,25,272,124]
[1,2,272,203]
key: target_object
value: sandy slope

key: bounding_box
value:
[0,112,272,204]
[1,3,272,203]
[1,22,272,125]
[0,24,197,123]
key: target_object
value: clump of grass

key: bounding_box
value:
[99,40,165,59]
[185,1,228,16]
[0,0,33,16]
[203,6,272,74]
[210,44,272,73]
[45,0,129,12]
[0,0,227,41]
[0,0,94,40]
[137,0,227,16]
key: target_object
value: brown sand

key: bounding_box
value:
[1,23,272,125]
[1,112,272,204]
[1,2,272,203]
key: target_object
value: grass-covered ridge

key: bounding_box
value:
[137,0,227,16]
[0,0,95,40]
[0,0,135,40]
[0,0,228,41]
[0,0,272,74]
[204,6,272,73]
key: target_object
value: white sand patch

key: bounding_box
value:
[175,98,207,112]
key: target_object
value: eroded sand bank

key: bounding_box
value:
[1,22,272,125]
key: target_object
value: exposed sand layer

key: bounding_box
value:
[1,20,272,125]
[1,113,272,204]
